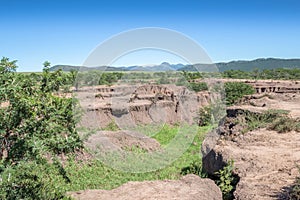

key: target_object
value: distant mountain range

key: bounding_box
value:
[49,58,300,72]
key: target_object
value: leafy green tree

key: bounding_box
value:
[43,61,51,68]
[0,58,82,199]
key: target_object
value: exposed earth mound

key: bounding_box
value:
[69,174,222,200]
[202,92,300,199]
[235,92,300,119]
[85,130,161,152]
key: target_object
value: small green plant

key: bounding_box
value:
[215,160,236,200]
[198,106,213,126]
[290,179,300,200]
[180,161,207,178]
[103,120,120,131]
[289,167,300,199]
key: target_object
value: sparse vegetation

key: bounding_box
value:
[290,171,300,200]
[215,160,238,200]
[223,109,300,136]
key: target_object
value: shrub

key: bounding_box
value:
[188,82,208,92]
[224,82,255,105]
[268,117,298,133]
[231,109,293,134]
[198,106,213,126]
[0,58,82,199]
[215,160,237,200]
[0,161,71,200]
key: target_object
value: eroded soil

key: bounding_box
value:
[69,174,222,200]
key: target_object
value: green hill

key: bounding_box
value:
[50,58,300,72]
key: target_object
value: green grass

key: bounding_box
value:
[61,125,211,192]
[151,124,179,146]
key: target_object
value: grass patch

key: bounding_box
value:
[102,120,120,131]
[60,125,211,192]
[151,124,179,146]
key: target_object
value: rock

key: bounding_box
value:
[69,174,222,200]
[202,148,226,175]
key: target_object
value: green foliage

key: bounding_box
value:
[240,109,287,133]
[182,71,203,80]
[0,161,71,200]
[223,68,300,80]
[290,174,300,200]
[74,71,123,86]
[198,106,213,126]
[98,72,123,85]
[180,161,207,178]
[215,160,236,200]
[151,124,179,146]
[228,109,300,135]
[0,68,82,162]
[188,82,208,92]
[224,82,255,105]
[0,57,82,199]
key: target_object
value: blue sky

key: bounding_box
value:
[1,0,300,71]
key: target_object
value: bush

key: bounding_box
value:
[0,58,82,199]
[268,117,299,133]
[188,82,208,92]
[215,160,238,200]
[0,161,71,200]
[268,116,300,133]
[224,82,255,105]
[198,106,213,126]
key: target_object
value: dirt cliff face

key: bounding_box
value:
[77,84,211,129]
